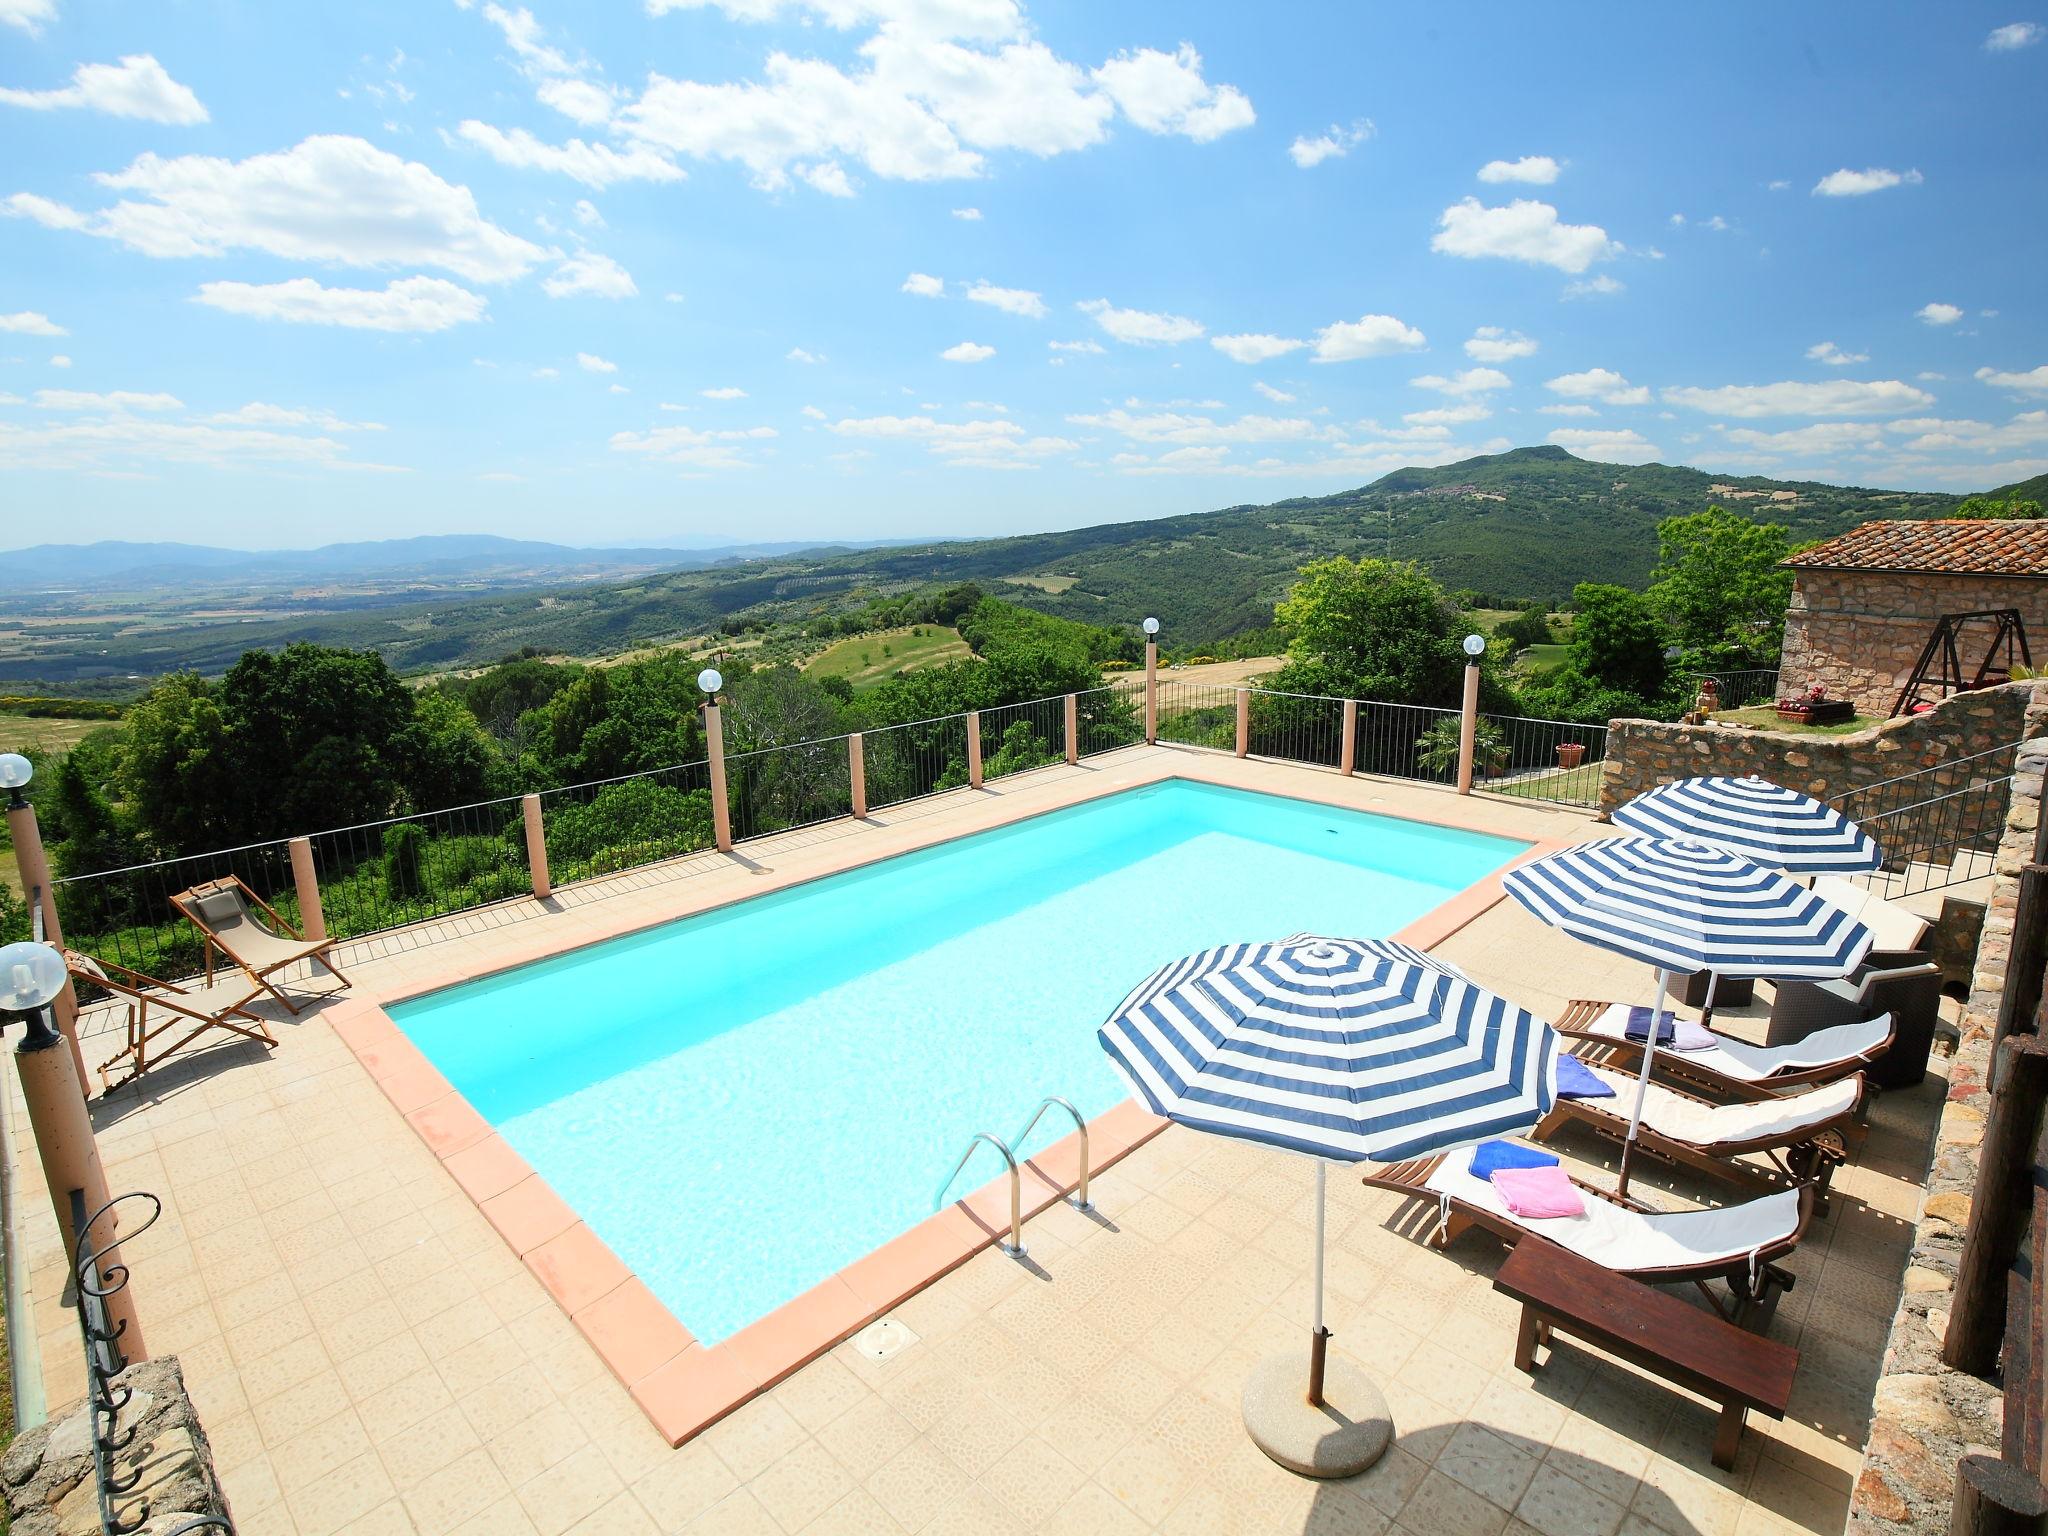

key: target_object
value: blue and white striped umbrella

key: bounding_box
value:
[1611,775,1883,875]
[1500,836,1875,980]
[1098,934,1560,1165]
[1099,933,1560,1412]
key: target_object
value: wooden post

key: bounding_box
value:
[522,794,551,898]
[1949,1453,2048,1536]
[1456,662,1481,795]
[1995,863,2048,1056]
[966,711,983,789]
[287,836,326,941]
[1947,1034,2048,1373]
[704,702,733,853]
[5,795,88,1093]
[15,1023,143,1358]
[1235,690,1250,758]
[849,733,867,818]
[1063,694,1079,764]
[1144,642,1158,744]
[1340,699,1358,776]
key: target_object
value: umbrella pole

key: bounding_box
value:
[1617,967,1669,1198]
[1308,1160,1330,1406]
[1698,970,1719,1032]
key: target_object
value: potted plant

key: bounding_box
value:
[1774,683,1855,725]
[1415,717,1510,780]
[1556,740,1587,769]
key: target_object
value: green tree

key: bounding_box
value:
[1566,583,1670,699]
[118,672,237,853]
[403,689,505,812]
[517,655,708,786]
[1647,506,1795,667]
[1266,556,1488,708]
[1494,604,1555,651]
[49,755,143,931]
[1947,495,2045,521]
[0,880,27,945]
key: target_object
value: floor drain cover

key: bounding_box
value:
[853,1318,918,1362]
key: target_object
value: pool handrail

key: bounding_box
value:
[1012,1096,1093,1213]
[933,1130,1026,1257]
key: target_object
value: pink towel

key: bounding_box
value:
[1490,1165,1585,1219]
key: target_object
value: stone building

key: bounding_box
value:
[1778,519,2048,716]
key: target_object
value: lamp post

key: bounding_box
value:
[3,752,89,1089]
[1456,633,1486,795]
[0,940,145,1359]
[699,668,733,853]
[1142,617,1160,744]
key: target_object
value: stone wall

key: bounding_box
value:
[1848,697,2048,1533]
[1596,680,2037,823]
[1,1355,232,1535]
[1780,567,2048,717]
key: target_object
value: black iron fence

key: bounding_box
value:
[537,759,716,885]
[1830,743,2020,898]
[1697,668,1782,712]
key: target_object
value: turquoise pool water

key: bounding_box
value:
[391,780,1525,1343]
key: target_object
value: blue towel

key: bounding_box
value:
[1625,1007,1676,1045]
[1555,1055,1616,1100]
[1469,1139,1559,1179]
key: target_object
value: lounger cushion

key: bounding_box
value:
[1588,1004,1889,1083]
[1581,1061,1861,1147]
[193,888,243,925]
[1471,1140,1558,1179]
[1555,1055,1616,1099]
[1424,1145,1804,1273]
[1491,1165,1584,1219]
[1812,877,1930,954]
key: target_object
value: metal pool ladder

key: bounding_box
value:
[933,1096,1092,1259]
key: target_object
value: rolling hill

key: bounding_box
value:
[1,447,1963,689]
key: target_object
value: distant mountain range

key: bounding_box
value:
[0,446,1973,689]
[0,533,933,592]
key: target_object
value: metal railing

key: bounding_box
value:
[1478,713,1611,810]
[50,839,295,983]
[68,1187,233,1535]
[1013,1096,1092,1213]
[977,696,1068,783]
[934,1131,1026,1256]
[1830,743,2020,898]
[1697,667,1782,712]
[726,735,855,842]
[536,758,716,885]
[861,711,972,811]
[304,795,528,936]
[1356,699,1462,784]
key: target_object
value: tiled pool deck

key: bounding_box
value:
[5,745,1943,1536]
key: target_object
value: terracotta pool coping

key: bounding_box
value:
[326,763,1581,1445]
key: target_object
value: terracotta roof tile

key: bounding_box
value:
[1785,518,2048,577]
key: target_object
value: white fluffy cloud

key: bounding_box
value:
[1477,155,1559,185]
[1410,367,1510,396]
[453,122,683,187]
[1093,44,1253,142]
[0,0,56,35]
[0,311,65,336]
[1977,365,2048,396]
[1662,379,1934,417]
[1048,339,1103,355]
[609,421,778,470]
[902,271,944,297]
[1806,341,1868,367]
[1917,302,1964,326]
[194,276,489,332]
[1432,197,1617,273]
[544,252,637,298]
[964,281,1045,318]
[1546,427,1660,463]
[0,394,407,474]
[1067,407,1328,446]
[1312,313,1425,363]
[1987,21,2044,49]
[1211,333,1304,364]
[205,402,384,431]
[941,340,995,361]
[1562,274,1624,299]
[952,206,981,219]
[1288,119,1372,169]
[35,388,182,411]
[1812,166,1923,197]
[823,411,1074,469]
[1545,368,1650,405]
[1252,381,1294,404]
[701,385,749,398]
[1078,298,1203,345]
[5,135,546,283]
[1538,403,1597,417]
[1464,327,1536,363]
[1404,402,1491,427]
[0,55,208,124]
[577,352,617,372]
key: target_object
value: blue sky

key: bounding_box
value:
[2,1,2044,549]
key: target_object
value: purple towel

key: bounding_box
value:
[1626,1006,1718,1052]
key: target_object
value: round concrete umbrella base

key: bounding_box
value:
[1241,1352,1393,1478]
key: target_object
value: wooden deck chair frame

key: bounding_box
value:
[170,874,352,1016]
[1362,1156,1817,1330]
[1554,998,1894,1098]
[1533,1054,1864,1212]
[69,949,277,1094]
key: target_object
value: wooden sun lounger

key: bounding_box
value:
[171,875,352,1016]
[1535,1053,1862,1211]
[1555,997,1893,1098]
[1362,1150,1815,1329]
[70,950,275,1093]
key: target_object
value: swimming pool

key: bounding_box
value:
[391,779,1526,1344]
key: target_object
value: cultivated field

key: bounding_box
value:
[800,625,972,690]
